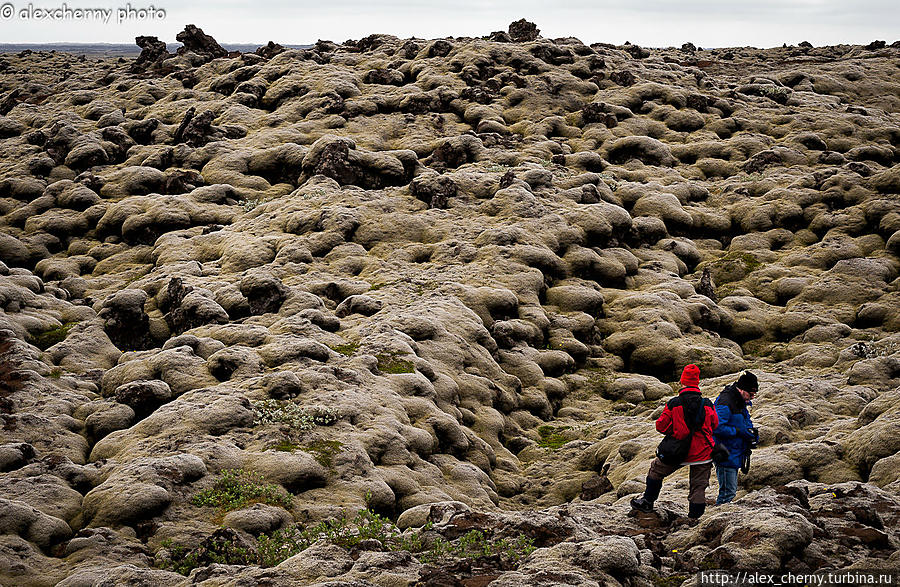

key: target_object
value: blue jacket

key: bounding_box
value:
[713,384,754,469]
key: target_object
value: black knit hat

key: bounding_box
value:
[736,371,758,394]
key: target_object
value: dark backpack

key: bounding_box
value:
[656,393,710,466]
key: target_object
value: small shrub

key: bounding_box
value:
[49,367,63,379]
[761,86,791,104]
[848,337,900,359]
[257,509,534,567]
[252,400,339,430]
[191,469,292,512]
[418,529,535,564]
[159,508,534,574]
[302,188,326,199]
[158,533,257,576]
[257,509,401,566]
[241,197,274,212]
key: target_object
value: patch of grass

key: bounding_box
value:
[537,425,572,450]
[330,342,359,356]
[48,367,63,379]
[303,439,343,468]
[32,322,77,351]
[191,469,292,513]
[376,352,415,374]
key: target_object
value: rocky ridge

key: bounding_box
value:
[1,21,899,585]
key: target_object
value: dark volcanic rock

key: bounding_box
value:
[176,24,228,60]
[508,19,540,42]
[239,273,288,315]
[255,41,285,59]
[131,36,169,72]
[610,70,636,86]
[99,289,153,351]
[411,174,457,209]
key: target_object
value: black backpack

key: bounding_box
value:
[656,393,711,466]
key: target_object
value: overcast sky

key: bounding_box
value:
[0,0,897,48]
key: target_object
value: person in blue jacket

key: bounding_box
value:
[713,371,759,504]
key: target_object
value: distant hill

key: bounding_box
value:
[0,43,312,57]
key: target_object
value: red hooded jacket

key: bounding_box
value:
[656,385,719,463]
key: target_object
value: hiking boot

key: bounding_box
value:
[630,497,654,512]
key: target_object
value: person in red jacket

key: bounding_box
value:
[630,364,719,519]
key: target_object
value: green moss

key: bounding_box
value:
[303,440,343,468]
[32,322,77,351]
[537,425,573,450]
[725,251,762,272]
[742,340,769,357]
[716,284,740,298]
[376,353,415,374]
[272,440,299,452]
[743,340,792,362]
[48,367,63,379]
[330,342,359,356]
[703,251,763,287]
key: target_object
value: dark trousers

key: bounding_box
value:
[648,457,712,504]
